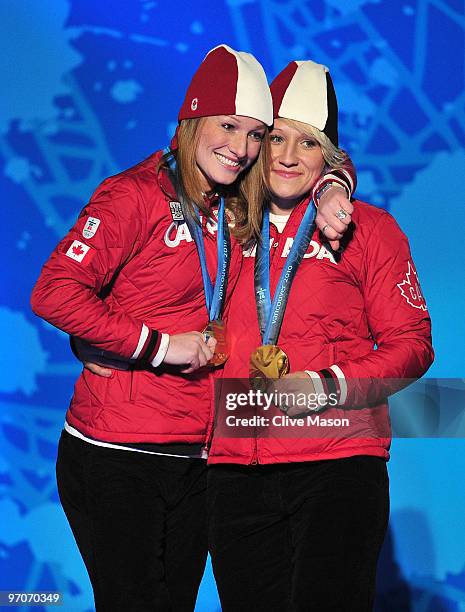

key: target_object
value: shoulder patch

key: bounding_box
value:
[65,240,93,264]
[83,217,101,239]
[397,261,427,311]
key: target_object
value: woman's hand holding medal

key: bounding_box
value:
[248,342,327,418]
[164,332,217,373]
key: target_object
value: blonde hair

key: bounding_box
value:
[158,118,269,231]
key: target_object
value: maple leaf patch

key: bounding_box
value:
[397,261,427,311]
[65,240,91,263]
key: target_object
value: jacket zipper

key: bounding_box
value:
[250,382,260,465]
[250,431,258,465]
[250,448,258,465]
[202,372,219,459]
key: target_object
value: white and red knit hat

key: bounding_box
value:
[270,60,339,146]
[178,44,273,126]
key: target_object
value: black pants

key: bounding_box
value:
[56,430,208,612]
[208,456,389,612]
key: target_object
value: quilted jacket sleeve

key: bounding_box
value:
[31,175,162,364]
[309,212,433,407]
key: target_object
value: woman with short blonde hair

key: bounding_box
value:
[208,59,433,612]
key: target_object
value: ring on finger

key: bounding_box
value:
[322,224,331,236]
[335,208,348,220]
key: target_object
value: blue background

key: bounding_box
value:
[1,1,465,610]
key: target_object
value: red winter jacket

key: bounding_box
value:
[31,150,242,444]
[208,199,434,464]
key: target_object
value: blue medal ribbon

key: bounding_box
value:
[164,148,230,321]
[254,200,316,345]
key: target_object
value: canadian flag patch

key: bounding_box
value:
[65,240,91,263]
[397,261,427,311]
[83,216,101,239]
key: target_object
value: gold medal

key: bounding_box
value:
[249,345,289,380]
[203,319,229,366]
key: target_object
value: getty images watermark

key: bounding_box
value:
[224,388,350,428]
[215,378,465,439]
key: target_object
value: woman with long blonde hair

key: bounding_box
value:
[31,44,274,611]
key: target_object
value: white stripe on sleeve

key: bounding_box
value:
[130,323,149,360]
[150,333,170,368]
[339,168,354,194]
[329,364,348,405]
[305,370,325,396]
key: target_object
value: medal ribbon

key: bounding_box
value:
[255,201,316,345]
[164,148,230,321]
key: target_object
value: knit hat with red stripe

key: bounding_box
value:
[270,60,339,146]
[178,44,273,126]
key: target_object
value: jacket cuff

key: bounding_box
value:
[312,168,354,205]
[150,333,170,368]
[305,364,348,406]
[131,323,162,365]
